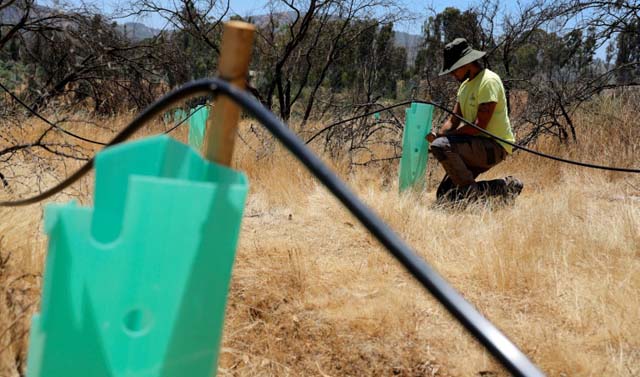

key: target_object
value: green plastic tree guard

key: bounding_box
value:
[26,135,248,377]
[173,108,187,124]
[398,102,433,192]
[188,105,209,150]
[161,108,187,126]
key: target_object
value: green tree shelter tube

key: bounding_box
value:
[27,135,248,377]
[188,105,209,150]
[399,103,433,192]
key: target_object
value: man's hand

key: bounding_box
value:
[426,131,438,143]
[437,102,462,138]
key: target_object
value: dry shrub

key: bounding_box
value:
[0,93,639,376]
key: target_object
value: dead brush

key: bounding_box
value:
[0,93,639,376]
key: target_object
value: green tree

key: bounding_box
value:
[412,7,484,102]
[615,18,640,84]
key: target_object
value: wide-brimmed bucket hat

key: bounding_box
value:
[439,38,486,76]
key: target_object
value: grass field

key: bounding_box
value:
[0,94,639,376]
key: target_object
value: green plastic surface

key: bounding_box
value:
[188,105,209,150]
[162,109,187,125]
[26,135,248,377]
[173,109,186,123]
[398,103,433,192]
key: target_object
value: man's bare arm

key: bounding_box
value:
[427,102,463,142]
[455,102,496,136]
[439,102,462,135]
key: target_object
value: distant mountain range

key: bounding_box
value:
[115,22,162,41]
[395,31,421,66]
[0,2,51,23]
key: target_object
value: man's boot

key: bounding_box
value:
[503,176,524,204]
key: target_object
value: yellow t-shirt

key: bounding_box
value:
[457,69,515,153]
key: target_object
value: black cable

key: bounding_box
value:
[0,81,108,146]
[307,99,640,174]
[0,92,199,206]
[0,80,213,206]
[0,80,199,146]
[305,102,410,144]
[419,100,640,174]
[165,106,204,134]
[216,79,545,377]
[0,78,545,376]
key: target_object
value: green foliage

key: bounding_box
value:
[0,60,27,90]
[415,7,485,78]
[616,17,640,84]
[507,28,598,82]
[329,21,408,102]
[173,29,218,81]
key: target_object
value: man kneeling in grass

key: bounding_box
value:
[427,38,523,205]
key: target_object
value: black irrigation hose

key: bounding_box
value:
[217,79,546,377]
[165,109,199,134]
[0,80,197,146]
[420,100,640,174]
[0,81,212,206]
[305,102,411,144]
[308,99,640,174]
[0,78,546,376]
[0,81,108,146]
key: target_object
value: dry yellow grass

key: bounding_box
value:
[1,95,639,376]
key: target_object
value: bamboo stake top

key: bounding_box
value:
[202,21,256,166]
[225,20,256,31]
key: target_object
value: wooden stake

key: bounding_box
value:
[202,21,255,166]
